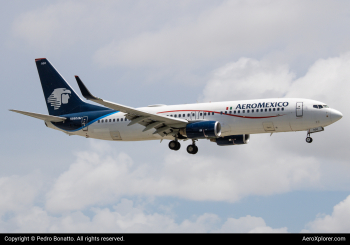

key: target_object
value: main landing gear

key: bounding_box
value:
[186,143,198,154]
[169,140,181,151]
[168,139,198,154]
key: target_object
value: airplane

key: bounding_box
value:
[10,58,343,154]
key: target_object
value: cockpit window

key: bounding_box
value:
[313,105,327,109]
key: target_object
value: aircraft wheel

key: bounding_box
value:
[306,137,313,143]
[169,140,181,151]
[187,144,198,154]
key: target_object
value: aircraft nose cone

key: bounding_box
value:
[331,109,343,123]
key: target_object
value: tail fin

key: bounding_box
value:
[35,58,106,116]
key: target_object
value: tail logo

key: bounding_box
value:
[47,88,72,110]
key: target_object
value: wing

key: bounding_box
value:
[10,109,67,122]
[75,76,188,136]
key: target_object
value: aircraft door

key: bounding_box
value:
[296,102,303,117]
[82,116,88,131]
[197,111,204,119]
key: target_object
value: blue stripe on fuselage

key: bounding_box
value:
[52,110,119,132]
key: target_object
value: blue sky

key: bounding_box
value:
[1,0,350,232]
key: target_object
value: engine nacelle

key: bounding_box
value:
[180,121,221,139]
[213,134,250,146]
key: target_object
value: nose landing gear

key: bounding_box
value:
[306,132,313,143]
[306,136,313,143]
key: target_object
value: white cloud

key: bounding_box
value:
[2,197,289,233]
[0,173,42,216]
[302,195,350,233]
[216,215,288,233]
[200,57,294,102]
[93,0,350,68]
[45,139,320,213]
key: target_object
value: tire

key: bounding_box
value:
[306,137,313,143]
[187,144,198,154]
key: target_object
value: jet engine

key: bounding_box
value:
[179,121,221,139]
[212,134,250,146]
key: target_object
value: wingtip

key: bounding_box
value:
[74,76,97,100]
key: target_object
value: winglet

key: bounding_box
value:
[75,76,99,100]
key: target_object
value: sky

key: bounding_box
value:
[1,0,350,233]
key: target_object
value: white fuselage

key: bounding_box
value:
[46,98,342,141]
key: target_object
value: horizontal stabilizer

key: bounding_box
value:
[10,109,67,122]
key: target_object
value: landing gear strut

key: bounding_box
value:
[169,140,181,151]
[187,140,198,154]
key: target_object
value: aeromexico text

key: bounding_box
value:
[235,102,289,110]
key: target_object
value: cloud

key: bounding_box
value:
[93,0,350,68]
[45,140,320,213]
[302,195,350,233]
[200,57,294,102]
[2,197,288,233]
[216,215,288,233]
[0,173,42,216]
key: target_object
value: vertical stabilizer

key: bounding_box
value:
[35,58,105,116]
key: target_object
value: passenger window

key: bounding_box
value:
[265,109,267,112]
[229,111,232,114]
[204,112,207,116]
[238,110,240,114]
[179,114,181,117]
[273,108,275,111]
[252,109,254,113]
[261,109,263,112]
[121,118,123,121]
[117,118,119,122]
[220,111,223,115]
[234,111,236,114]
[200,113,202,116]
[242,110,245,113]
[183,114,185,117]
[269,108,271,112]
[188,113,190,117]
[225,111,227,114]
[281,108,284,111]
[212,112,214,115]
[277,108,280,111]
[174,115,177,118]
[113,119,115,122]
[247,110,250,113]
[109,119,111,122]
[98,120,100,123]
